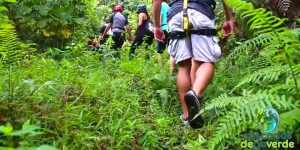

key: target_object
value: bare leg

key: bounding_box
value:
[169,56,176,75]
[177,58,192,120]
[191,59,214,97]
[190,58,200,85]
[157,54,163,67]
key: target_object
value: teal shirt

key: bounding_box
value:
[161,2,170,30]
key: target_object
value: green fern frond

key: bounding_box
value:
[248,56,272,70]
[227,33,276,59]
[201,93,241,114]
[0,27,23,65]
[0,11,36,66]
[278,109,300,131]
[269,84,295,94]
[206,92,297,149]
[207,1,300,149]
[232,65,289,91]
[232,64,300,93]
[228,28,300,61]
[292,64,300,74]
[226,0,287,36]
[225,0,300,63]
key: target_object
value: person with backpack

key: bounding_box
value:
[101,5,132,59]
[129,4,154,60]
[153,0,234,128]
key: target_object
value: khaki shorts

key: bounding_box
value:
[168,9,221,64]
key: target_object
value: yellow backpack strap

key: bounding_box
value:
[183,0,189,31]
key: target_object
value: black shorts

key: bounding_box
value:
[156,30,169,54]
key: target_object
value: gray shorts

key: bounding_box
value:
[168,9,221,64]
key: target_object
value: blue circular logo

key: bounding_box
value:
[257,107,280,133]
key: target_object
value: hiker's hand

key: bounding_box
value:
[154,28,165,42]
[221,19,234,41]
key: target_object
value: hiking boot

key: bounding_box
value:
[184,90,200,122]
[189,114,204,129]
[180,114,190,128]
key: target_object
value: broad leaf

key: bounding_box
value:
[0,125,13,135]
[37,19,49,28]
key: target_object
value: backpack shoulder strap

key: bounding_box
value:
[183,0,190,34]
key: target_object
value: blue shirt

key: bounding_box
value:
[161,2,170,30]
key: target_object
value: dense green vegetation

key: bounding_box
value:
[1,0,299,149]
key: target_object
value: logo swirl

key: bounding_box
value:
[257,107,280,133]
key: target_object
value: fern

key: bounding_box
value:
[0,27,22,65]
[226,0,300,64]
[278,108,300,132]
[206,92,298,149]
[227,33,275,59]
[228,28,300,61]
[201,93,243,114]
[0,1,36,66]
[226,0,300,93]
[226,0,287,35]
[202,0,300,149]
[232,65,289,91]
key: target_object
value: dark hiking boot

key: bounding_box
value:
[184,90,200,121]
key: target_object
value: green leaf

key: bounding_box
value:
[156,89,169,99]
[19,6,32,15]
[0,147,14,150]
[56,13,71,25]
[22,120,31,129]
[75,5,85,12]
[35,5,51,16]
[271,18,287,28]
[278,109,300,131]
[74,18,85,24]
[0,6,8,12]
[9,124,42,136]
[37,19,49,28]
[0,125,13,135]
[4,0,16,3]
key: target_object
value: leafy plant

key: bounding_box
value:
[195,0,300,149]
[0,0,36,66]
[0,120,57,150]
[6,0,99,50]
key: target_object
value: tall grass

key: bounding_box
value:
[0,44,207,149]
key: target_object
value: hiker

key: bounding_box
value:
[156,0,170,66]
[101,5,132,59]
[99,20,113,45]
[153,0,233,128]
[129,4,154,60]
[155,0,176,74]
